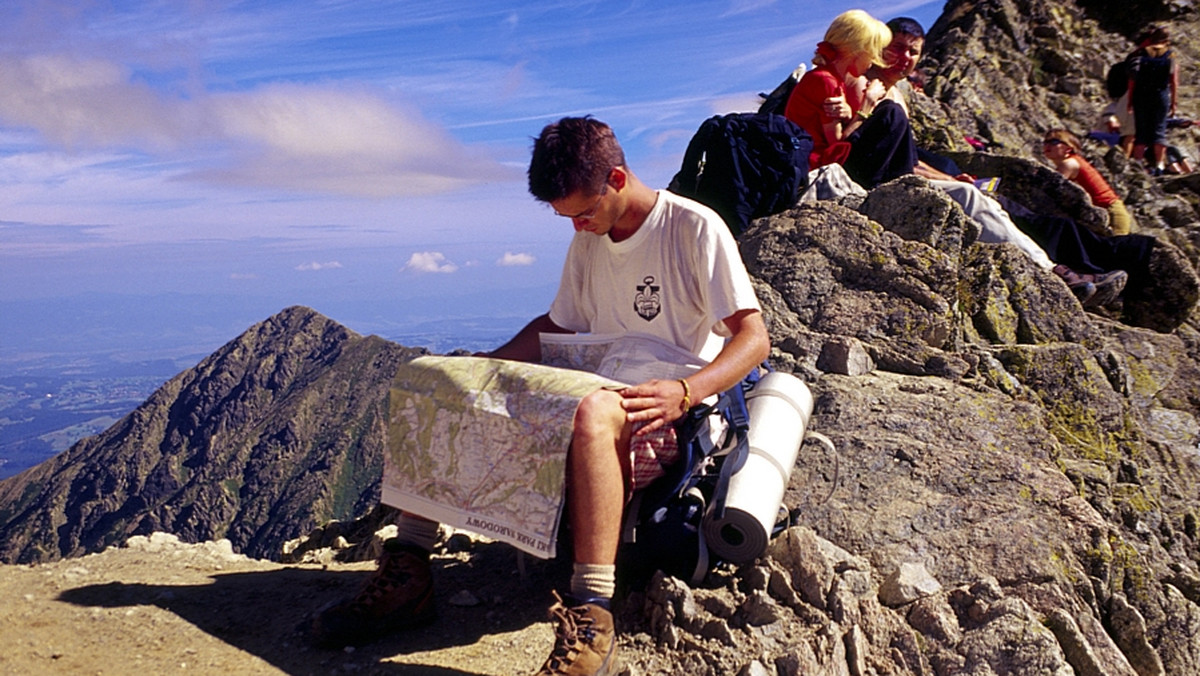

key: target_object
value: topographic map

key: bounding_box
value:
[383,356,621,558]
[382,335,707,558]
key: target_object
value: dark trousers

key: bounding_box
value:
[997,196,1156,290]
[845,100,918,188]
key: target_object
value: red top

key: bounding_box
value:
[785,66,852,168]
[1072,155,1118,207]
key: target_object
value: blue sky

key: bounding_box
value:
[0,0,943,365]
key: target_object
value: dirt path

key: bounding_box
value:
[0,534,570,676]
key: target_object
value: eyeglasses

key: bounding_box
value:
[553,185,607,220]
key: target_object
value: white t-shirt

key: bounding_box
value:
[548,190,761,362]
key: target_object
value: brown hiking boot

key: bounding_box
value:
[1051,264,1097,304]
[308,540,435,648]
[535,591,616,675]
[1084,269,1128,308]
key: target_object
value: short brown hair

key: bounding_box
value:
[528,117,626,203]
[1141,24,1170,45]
[1043,128,1082,153]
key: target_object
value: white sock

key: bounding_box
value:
[570,563,616,603]
[394,514,440,552]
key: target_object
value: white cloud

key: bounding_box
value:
[0,54,193,150]
[403,251,458,274]
[203,84,518,196]
[0,54,519,198]
[497,251,535,266]
[295,261,343,271]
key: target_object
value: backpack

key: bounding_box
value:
[618,368,765,586]
[757,64,806,116]
[1105,61,1128,100]
[667,113,813,237]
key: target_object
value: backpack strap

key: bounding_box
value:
[667,115,719,197]
[631,371,752,525]
[617,364,773,583]
[707,383,749,521]
[706,360,773,520]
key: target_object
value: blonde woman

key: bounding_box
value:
[784,9,916,187]
[1042,129,1136,235]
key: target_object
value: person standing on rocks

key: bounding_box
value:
[1126,24,1179,176]
[309,116,770,676]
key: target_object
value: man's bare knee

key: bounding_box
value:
[573,389,627,442]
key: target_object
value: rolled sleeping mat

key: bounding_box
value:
[703,371,814,563]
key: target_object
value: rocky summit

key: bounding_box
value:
[2,0,1200,674]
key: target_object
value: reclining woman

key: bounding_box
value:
[1042,129,1137,235]
[784,9,917,188]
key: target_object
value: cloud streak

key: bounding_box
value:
[295,261,343,271]
[0,53,517,198]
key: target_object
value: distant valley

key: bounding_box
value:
[0,372,171,479]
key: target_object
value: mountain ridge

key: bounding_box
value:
[0,306,425,562]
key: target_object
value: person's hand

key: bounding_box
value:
[863,79,887,110]
[955,173,977,183]
[822,95,852,120]
[619,378,688,435]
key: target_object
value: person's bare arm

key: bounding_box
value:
[913,159,974,183]
[1170,61,1179,117]
[1054,157,1081,181]
[618,309,770,435]
[839,79,887,137]
[479,313,572,362]
[913,159,954,181]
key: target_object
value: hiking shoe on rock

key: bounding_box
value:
[1084,269,1128,308]
[1068,281,1097,305]
[535,591,616,676]
[1052,264,1096,305]
[308,540,435,648]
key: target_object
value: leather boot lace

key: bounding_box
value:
[536,591,614,675]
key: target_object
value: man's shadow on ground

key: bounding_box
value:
[59,540,570,676]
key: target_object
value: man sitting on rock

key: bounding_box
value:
[826,17,1130,308]
[309,116,770,676]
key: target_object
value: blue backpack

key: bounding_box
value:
[1105,61,1128,100]
[668,113,813,237]
[757,67,804,117]
[618,369,767,586]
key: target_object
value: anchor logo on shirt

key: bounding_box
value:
[634,275,661,322]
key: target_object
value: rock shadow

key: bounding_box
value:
[59,540,565,675]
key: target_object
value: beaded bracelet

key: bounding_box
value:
[678,378,691,412]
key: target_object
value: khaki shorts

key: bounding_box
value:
[627,412,727,491]
[628,422,681,490]
[1108,200,1134,235]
